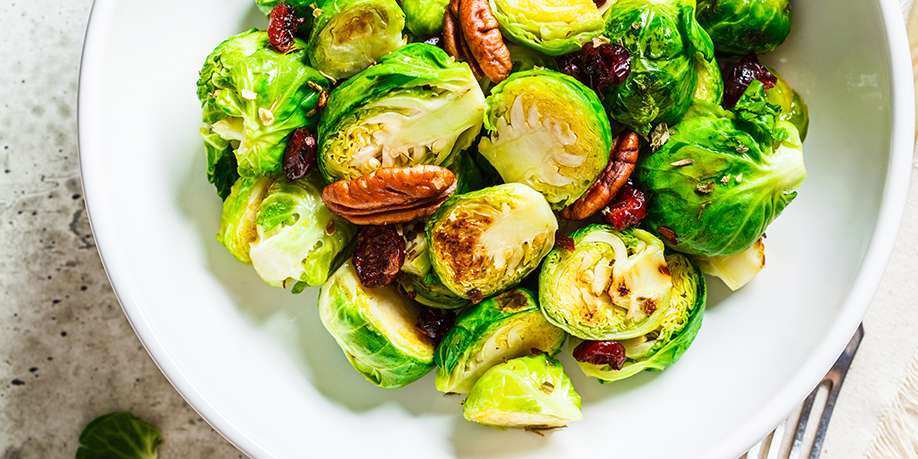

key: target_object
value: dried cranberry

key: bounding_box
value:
[268,4,303,54]
[602,183,647,231]
[353,225,406,288]
[416,308,455,345]
[555,232,575,251]
[573,341,627,369]
[559,42,630,94]
[723,54,778,108]
[283,127,317,182]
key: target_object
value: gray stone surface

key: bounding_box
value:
[0,1,240,457]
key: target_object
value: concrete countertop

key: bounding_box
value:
[0,1,915,457]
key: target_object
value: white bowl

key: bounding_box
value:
[78,1,915,457]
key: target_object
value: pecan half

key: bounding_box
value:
[459,0,512,83]
[322,165,457,225]
[443,0,485,80]
[561,131,641,221]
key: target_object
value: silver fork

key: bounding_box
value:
[741,325,865,459]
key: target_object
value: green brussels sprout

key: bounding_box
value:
[197,30,330,181]
[695,238,765,291]
[318,262,435,388]
[602,0,716,134]
[427,183,558,301]
[77,412,161,459]
[319,44,486,182]
[400,0,449,37]
[490,0,605,56]
[696,0,792,55]
[307,0,406,80]
[576,253,706,383]
[218,176,275,263]
[539,225,675,341]
[463,354,582,428]
[249,177,355,290]
[508,43,558,73]
[255,0,312,15]
[397,229,469,309]
[450,151,494,194]
[636,100,806,257]
[478,70,612,209]
[693,54,724,105]
[767,70,810,141]
[435,288,566,394]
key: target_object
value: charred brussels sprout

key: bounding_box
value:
[197,30,330,181]
[318,262,435,388]
[539,225,674,341]
[490,0,605,55]
[427,183,558,301]
[250,177,355,290]
[603,0,716,134]
[218,176,275,263]
[478,70,612,209]
[400,0,449,37]
[307,0,406,79]
[637,98,806,257]
[463,354,582,428]
[697,0,792,55]
[576,253,706,383]
[319,44,486,182]
[397,230,468,309]
[435,289,566,394]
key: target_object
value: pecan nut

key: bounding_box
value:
[443,0,511,83]
[322,165,458,225]
[561,131,641,221]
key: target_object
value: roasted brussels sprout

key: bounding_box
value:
[307,0,406,80]
[256,0,312,15]
[693,54,724,105]
[576,253,706,383]
[250,177,355,290]
[695,238,765,291]
[602,0,716,134]
[397,229,468,309]
[490,0,606,55]
[197,30,330,181]
[637,98,806,257]
[218,176,275,263]
[318,262,435,388]
[463,354,582,428]
[400,0,449,37]
[767,70,810,141]
[435,288,566,393]
[540,225,674,340]
[319,44,486,182]
[427,183,558,301]
[696,0,792,55]
[478,70,612,209]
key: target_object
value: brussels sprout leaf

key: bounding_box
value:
[76,412,161,459]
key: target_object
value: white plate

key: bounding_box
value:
[78,1,915,458]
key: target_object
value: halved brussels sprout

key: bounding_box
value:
[318,262,435,388]
[319,44,486,182]
[400,0,449,37]
[250,177,355,290]
[697,0,792,55]
[637,100,806,257]
[767,70,809,141]
[539,225,674,341]
[490,0,605,56]
[695,238,765,291]
[397,229,469,309]
[307,0,406,80]
[435,289,566,394]
[478,70,612,209]
[576,253,706,383]
[463,354,582,428]
[603,0,715,134]
[427,183,558,301]
[197,30,330,180]
[218,176,275,263]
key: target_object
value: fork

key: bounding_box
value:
[741,325,865,459]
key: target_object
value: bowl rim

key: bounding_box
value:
[76,0,915,457]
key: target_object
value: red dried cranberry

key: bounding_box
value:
[353,226,406,288]
[268,4,303,54]
[283,127,317,182]
[602,182,647,231]
[723,54,778,108]
[559,42,630,94]
[555,232,575,251]
[573,341,627,369]
[416,308,455,345]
